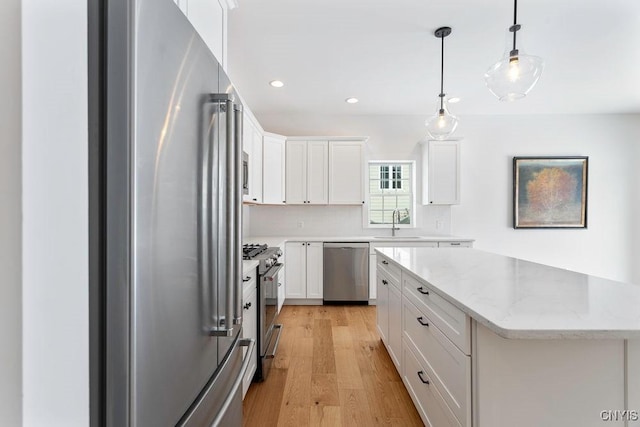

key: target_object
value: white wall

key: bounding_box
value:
[254,113,640,284]
[22,0,89,425]
[0,0,22,424]
[452,114,639,284]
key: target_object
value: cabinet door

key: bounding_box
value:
[329,141,364,204]
[241,286,257,398]
[423,140,460,205]
[285,141,307,204]
[262,135,286,204]
[284,242,306,298]
[305,242,323,299]
[387,282,402,371]
[186,0,225,66]
[306,141,328,204]
[250,126,263,203]
[376,271,389,344]
[369,254,377,300]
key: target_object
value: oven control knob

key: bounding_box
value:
[275,249,283,257]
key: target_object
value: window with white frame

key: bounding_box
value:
[368,162,414,227]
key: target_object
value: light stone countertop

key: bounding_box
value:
[377,247,640,339]
[243,235,473,247]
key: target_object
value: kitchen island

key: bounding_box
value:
[376,247,640,427]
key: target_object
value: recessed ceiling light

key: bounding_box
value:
[269,80,284,88]
[345,97,359,104]
[448,97,461,104]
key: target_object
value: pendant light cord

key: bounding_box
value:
[439,33,445,111]
[512,0,518,52]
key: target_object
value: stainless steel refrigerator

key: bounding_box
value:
[96,1,253,425]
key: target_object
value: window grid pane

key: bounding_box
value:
[368,162,413,225]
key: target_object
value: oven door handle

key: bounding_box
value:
[262,263,283,281]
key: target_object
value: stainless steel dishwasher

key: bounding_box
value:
[323,242,369,304]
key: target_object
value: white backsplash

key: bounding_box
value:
[246,204,452,237]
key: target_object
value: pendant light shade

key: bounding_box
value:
[426,27,458,141]
[425,98,459,140]
[484,0,544,101]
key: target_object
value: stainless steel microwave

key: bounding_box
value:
[242,151,249,195]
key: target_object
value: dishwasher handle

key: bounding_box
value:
[323,242,370,249]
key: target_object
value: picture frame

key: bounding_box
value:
[513,156,588,229]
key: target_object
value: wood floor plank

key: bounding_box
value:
[281,356,312,407]
[243,305,422,427]
[312,319,336,374]
[310,373,340,407]
[339,388,375,426]
[310,405,342,427]
[242,367,287,427]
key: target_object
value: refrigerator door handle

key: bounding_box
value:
[206,94,236,337]
[211,338,255,427]
[232,103,243,326]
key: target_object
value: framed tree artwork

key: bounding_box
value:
[513,157,588,229]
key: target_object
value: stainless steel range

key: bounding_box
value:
[242,244,283,381]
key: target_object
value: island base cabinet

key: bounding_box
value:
[376,269,389,343]
[473,322,627,427]
[403,343,462,427]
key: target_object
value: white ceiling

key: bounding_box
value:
[228,0,640,117]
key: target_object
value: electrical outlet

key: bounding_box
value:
[297,221,304,228]
[435,220,443,230]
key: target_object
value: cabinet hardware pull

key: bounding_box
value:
[242,276,251,282]
[451,242,461,246]
[417,287,429,295]
[243,302,252,310]
[382,279,388,285]
[417,317,429,327]
[252,198,257,201]
[382,260,389,265]
[417,371,430,385]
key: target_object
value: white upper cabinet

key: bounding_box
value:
[306,141,329,204]
[173,0,228,69]
[328,140,364,205]
[422,140,461,205]
[262,134,286,205]
[243,112,263,203]
[285,141,307,204]
[285,140,328,205]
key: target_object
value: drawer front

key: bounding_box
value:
[438,241,472,248]
[376,268,390,344]
[242,269,257,294]
[377,255,401,286]
[402,343,462,427]
[403,297,470,425]
[403,272,470,354]
[242,287,258,398]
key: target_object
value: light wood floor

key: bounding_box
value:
[242,305,423,426]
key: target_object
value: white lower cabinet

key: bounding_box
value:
[241,272,258,398]
[376,270,389,343]
[377,255,472,426]
[376,255,402,371]
[284,242,323,300]
[403,297,471,425]
[402,343,462,427]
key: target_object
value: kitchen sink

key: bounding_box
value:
[373,236,422,239]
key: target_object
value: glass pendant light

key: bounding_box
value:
[484,0,544,101]
[426,27,459,140]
